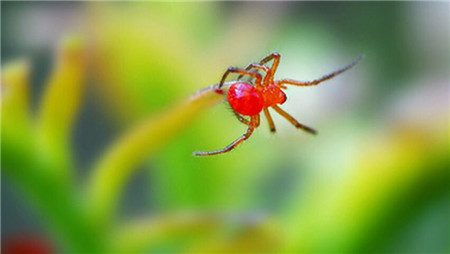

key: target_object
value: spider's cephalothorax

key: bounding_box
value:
[193,52,363,156]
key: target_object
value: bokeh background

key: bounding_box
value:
[2,2,449,253]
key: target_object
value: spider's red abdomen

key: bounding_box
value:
[228,82,264,116]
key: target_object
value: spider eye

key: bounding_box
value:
[228,82,264,116]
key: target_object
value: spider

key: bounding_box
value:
[193,52,363,156]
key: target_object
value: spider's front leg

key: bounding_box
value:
[193,115,260,156]
[259,52,281,82]
[218,67,263,89]
[237,63,271,84]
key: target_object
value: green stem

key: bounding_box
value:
[86,83,231,232]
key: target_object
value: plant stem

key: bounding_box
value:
[86,83,232,232]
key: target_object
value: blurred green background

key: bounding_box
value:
[1,2,449,253]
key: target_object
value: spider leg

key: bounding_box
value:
[237,63,271,84]
[271,105,316,135]
[233,111,250,126]
[254,112,261,127]
[259,52,281,82]
[263,108,276,133]
[218,67,263,89]
[276,54,364,87]
[193,115,259,156]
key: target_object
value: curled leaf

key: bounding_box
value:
[37,35,85,182]
[2,60,31,134]
[87,83,230,230]
[110,211,280,253]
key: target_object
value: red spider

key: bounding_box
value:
[193,52,363,156]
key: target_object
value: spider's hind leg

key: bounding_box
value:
[271,105,316,135]
[193,115,259,156]
[233,111,250,126]
[263,108,276,133]
[277,54,363,87]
